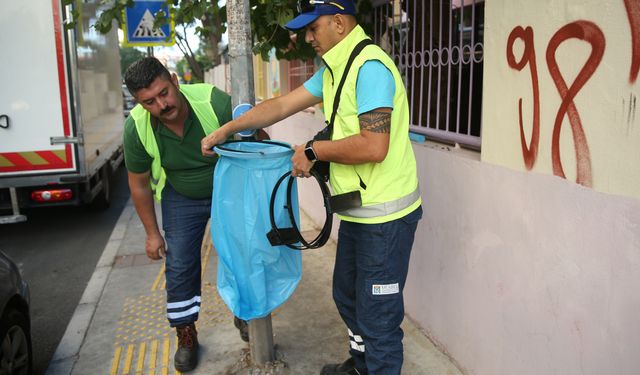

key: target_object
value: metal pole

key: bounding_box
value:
[248,315,275,364]
[227,0,256,108]
[226,0,275,364]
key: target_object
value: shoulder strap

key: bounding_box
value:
[327,38,375,133]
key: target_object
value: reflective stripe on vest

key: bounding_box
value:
[339,187,420,218]
[130,83,219,201]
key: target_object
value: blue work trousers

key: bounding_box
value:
[333,206,422,375]
[161,183,211,327]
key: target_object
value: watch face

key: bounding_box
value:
[305,147,316,161]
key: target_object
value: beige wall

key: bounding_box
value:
[406,144,640,375]
[482,0,640,199]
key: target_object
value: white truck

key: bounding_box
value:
[0,0,125,223]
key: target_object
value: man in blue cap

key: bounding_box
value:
[201,1,422,374]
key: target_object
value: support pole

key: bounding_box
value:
[248,315,275,364]
[226,0,275,365]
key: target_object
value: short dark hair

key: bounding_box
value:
[124,57,172,95]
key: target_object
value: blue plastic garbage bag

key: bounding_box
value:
[211,141,302,320]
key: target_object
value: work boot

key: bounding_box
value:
[174,323,198,372]
[320,357,368,375]
[234,316,249,342]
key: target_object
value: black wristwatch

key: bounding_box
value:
[304,140,318,162]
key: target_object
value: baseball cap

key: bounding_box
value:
[285,0,357,31]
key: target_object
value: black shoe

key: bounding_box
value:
[320,357,367,375]
[174,323,198,372]
[234,316,249,342]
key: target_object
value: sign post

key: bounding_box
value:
[227,0,276,366]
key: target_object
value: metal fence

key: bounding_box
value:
[370,0,485,149]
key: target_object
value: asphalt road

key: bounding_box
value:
[0,165,130,375]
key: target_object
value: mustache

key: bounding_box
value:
[160,106,175,115]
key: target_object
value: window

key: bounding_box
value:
[371,0,485,149]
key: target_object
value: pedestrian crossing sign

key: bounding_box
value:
[122,0,175,47]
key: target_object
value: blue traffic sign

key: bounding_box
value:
[123,1,174,47]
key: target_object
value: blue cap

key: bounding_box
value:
[285,0,356,31]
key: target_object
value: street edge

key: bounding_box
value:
[44,200,135,375]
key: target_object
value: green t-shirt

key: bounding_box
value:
[123,86,232,199]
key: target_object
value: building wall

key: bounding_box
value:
[269,109,640,375]
[406,143,640,375]
[204,63,230,93]
[482,0,640,200]
[246,1,640,372]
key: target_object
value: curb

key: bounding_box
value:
[45,201,135,375]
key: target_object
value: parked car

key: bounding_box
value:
[0,251,31,375]
[122,84,136,117]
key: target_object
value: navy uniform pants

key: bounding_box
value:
[161,183,210,327]
[333,206,423,375]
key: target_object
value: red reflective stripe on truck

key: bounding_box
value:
[36,150,66,165]
[52,0,71,137]
[0,146,72,172]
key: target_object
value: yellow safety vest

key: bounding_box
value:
[322,25,421,224]
[130,84,220,201]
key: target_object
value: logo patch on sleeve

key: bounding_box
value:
[372,283,399,295]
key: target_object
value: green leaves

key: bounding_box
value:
[68,0,372,62]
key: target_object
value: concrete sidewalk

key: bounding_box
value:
[45,200,462,375]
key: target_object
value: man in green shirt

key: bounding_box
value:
[123,57,248,372]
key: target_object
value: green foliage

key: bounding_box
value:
[175,59,188,77]
[248,0,316,62]
[67,0,372,62]
[246,0,374,61]
[119,47,146,77]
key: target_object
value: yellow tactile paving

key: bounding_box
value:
[150,264,165,292]
[110,225,225,374]
[150,227,213,292]
[149,340,158,372]
[110,345,122,375]
[135,341,146,374]
[161,338,170,375]
[123,344,134,374]
[109,337,191,375]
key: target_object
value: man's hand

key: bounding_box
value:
[201,127,230,156]
[146,232,166,260]
[291,144,314,178]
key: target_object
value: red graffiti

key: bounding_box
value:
[507,26,540,170]
[624,0,640,83]
[546,21,605,187]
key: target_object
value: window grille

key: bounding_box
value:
[288,59,316,91]
[371,0,485,149]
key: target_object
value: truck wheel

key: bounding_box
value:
[91,166,111,210]
[0,308,33,375]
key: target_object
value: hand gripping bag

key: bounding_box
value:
[211,141,302,320]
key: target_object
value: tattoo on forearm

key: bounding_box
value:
[359,111,391,134]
